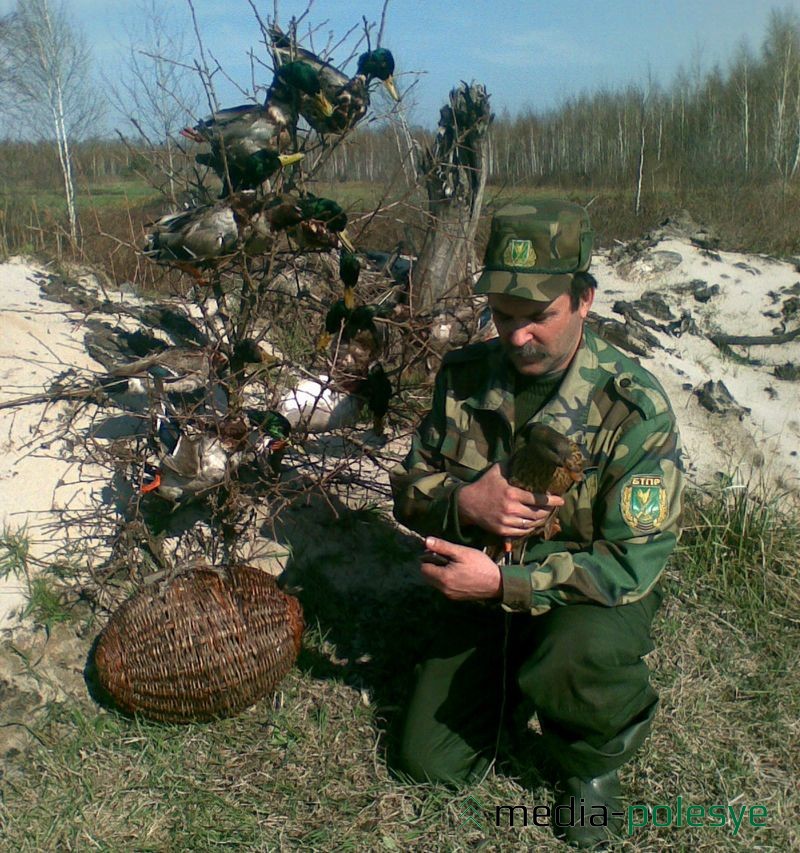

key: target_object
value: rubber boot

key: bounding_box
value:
[548,707,656,848]
[553,769,622,849]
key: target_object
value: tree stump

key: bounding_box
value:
[413,82,493,314]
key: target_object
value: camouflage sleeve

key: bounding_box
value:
[500,411,684,614]
[390,372,482,544]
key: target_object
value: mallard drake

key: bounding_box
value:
[182,61,332,144]
[195,148,304,196]
[321,301,391,436]
[339,249,360,309]
[267,192,354,252]
[141,405,291,500]
[180,60,330,193]
[144,192,280,279]
[356,361,393,436]
[270,27,399,134]
[314,48,399,133]
[266,58,335,128]
[321,303,383,362]
[245,409,292,477]
[296,194,354,251]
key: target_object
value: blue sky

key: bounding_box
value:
[0,0,794,129]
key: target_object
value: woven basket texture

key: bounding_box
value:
[94,565,304,722]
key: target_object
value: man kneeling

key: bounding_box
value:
[390,200,684,848]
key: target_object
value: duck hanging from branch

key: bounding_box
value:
[269,25,400,135]
[144,189,355,283]
[143,191,279,281]
[180,61,330,194]
[264,192,355,253]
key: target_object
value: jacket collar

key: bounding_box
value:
[462,328,607,439]
[462,340,516,426]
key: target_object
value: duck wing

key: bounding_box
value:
[269,27,349,94]
[145,204,239,263]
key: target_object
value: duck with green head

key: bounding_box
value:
[270,27,399,134]
[180,61,330,193]
[266,192,355,252]
[339,249,361,309]
[194,147,304,196]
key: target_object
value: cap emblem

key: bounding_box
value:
[504,239,536,268]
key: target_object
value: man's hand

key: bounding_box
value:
[458,462,565,537]
[420,537,503,601]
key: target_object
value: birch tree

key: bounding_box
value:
[0,0,103,245]
[110,0,199,204]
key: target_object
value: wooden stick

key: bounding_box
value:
[710,327,800,346]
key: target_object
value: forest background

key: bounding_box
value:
[0,2,799,280]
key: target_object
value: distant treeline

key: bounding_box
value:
[318,9,800,191]
[0,139,138,187]
[1,7,800,273]
[2,11,799,197]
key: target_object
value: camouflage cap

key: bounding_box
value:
[474,199,593,301]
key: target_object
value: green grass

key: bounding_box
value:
[0,524,30,579]
[311,180,393,212]
[673,477,800,640]
[0,481,798,850]
[20,577,74,630]
[0,525,81,631]
[0,178,161,215]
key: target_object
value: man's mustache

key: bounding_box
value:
[506,342,547,362]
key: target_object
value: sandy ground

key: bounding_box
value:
[0,259,113,624]
[591,237,800,494]
[0,233,799,626]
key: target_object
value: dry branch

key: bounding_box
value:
[710,327,800,346]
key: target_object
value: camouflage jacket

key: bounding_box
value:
[390,327,684,615]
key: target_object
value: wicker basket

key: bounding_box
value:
[94,565,304,722]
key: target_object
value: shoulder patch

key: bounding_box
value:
[621,474,668,532]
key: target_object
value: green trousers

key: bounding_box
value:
[396,589,662,783]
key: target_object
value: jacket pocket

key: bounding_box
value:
[560,466,599,542]
[440,432,493,481]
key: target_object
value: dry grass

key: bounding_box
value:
[0,480,798,851]
[0,165,798,849]
[480,180,800,258]
[3,175,797,304]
